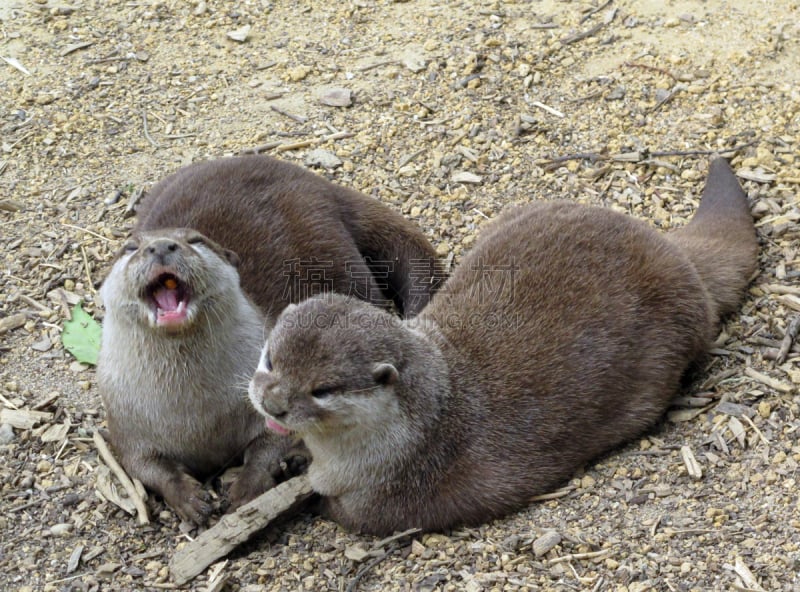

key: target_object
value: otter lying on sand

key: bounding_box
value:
[98,155,440,524]
[248,158,758,535]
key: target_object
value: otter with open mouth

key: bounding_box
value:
[98,228,290,524]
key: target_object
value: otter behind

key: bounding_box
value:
[248,157,758,535]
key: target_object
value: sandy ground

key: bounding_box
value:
[1,0,799,590]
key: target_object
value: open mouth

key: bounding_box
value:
[146,273,192,328]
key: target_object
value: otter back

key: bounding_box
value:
[136,154,440,318]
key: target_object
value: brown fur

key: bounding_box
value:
[248,157,758,535]
[98,156,439,524]
[136,154,440,318]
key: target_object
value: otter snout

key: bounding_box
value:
[249,371,289,418]
[144,238,182,265]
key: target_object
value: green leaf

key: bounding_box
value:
[62,301,102,366]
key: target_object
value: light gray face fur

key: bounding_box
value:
[248,347,403,438]
[246,296,433,498]
[100,229,241,333]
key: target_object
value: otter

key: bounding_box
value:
[98,228,282,523]
[136,154,442,319]
[248,158,758,535]
[98,155,440,524]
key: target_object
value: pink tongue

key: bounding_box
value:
[266,418,290,436]
[153,287,187,325]
[153,287,179,311]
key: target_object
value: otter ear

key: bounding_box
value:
[372,363,399,386]
[222,248,240,268]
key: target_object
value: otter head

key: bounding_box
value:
[100,228,241,334]
[247,294,408,438]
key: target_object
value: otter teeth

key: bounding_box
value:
[157,300,186,318]
[154,293,189,326]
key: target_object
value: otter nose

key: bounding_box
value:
[146,239,180,264]
[251,371,289,418]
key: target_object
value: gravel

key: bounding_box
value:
[1,0,798,590]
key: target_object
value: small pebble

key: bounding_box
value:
[533,531,561,557]
[287,65,312,82]
[304,149,342,169]
[0,423,14,445]
[50,523,73,536]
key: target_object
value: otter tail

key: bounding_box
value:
[666,157,759,323]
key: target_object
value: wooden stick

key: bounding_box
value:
[546,548,612,565]
[775,315,800,364]
[141,108,160,149]
[270,105,307,123]
[169,475,314,585]
[92,431,150,525]
[580,0,613,23]
[560,21,606,45]
[744,367,793,393]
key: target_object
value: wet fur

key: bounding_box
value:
[249,158,758,534]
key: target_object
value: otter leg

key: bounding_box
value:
[128,453,213,525]
[228,434,310,510]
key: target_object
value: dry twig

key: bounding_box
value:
[775,315,800,364]
[92,431,149,525]
[169,475,314,585]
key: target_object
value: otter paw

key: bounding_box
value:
[164,474,213,525]
[273,448,310,480]
[227,471,276,510]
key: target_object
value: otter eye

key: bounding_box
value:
[187,235,204,245]
[264,352,272,372]
[311,386,337,400]
[122,242,138,253]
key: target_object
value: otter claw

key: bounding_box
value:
[164,474,213,525]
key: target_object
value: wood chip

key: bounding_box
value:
[530,100,565,118]
[344,543,372,562]
[60,41,94,57]
[775,315,800,364]
[680,445,703,480]
[546,548,612,565]
[0,408,53,430]
[204,560,229,592]
[92,431,149,525]
[732,557,767,591]
[728,416,747,448]
[169,475,314,585]
[762,283,800,295]
[778,294,800,312]
[67,544,84,574]
[735,169,777,183]
[95,465,138,516]
[318,87,352,107]
[226,25,251,43]
[533,530,562,557]
[1,55,31,75]
[41,420,70,443]
[667,407,707,423]
[744,367,793,393]
[451,171,483,184]
[0,313,27,335]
